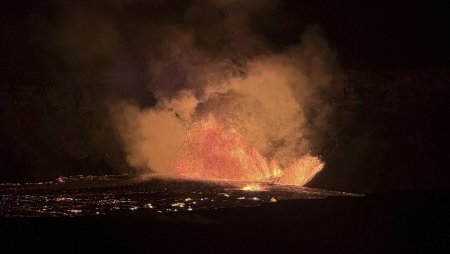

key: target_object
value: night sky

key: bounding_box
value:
[1,0,449,192]
[2,0,450,72]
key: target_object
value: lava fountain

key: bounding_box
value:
[174,115,324,186]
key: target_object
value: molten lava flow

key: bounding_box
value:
[174,115,324,186]
[241,183,265,191]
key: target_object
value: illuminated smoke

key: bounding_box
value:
[110,1,335,186]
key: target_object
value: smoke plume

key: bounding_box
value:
[110,0,335,178]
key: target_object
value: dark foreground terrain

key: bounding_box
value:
[1,187,449,253]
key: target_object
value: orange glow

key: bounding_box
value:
[241,183,265,191]
[174,115,324,186]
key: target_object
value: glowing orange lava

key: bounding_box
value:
[241,183,265,191]
[174,115,324,186]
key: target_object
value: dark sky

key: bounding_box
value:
[280,1,450,69]
[1,0,449,74]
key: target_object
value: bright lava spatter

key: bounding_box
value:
[174,115,324,186]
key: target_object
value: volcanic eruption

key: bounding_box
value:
[111,1,334,187]
[112,38,333,186]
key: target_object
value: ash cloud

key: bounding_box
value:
[109,0,336,175]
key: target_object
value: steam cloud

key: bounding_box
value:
[110,0,335,176]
